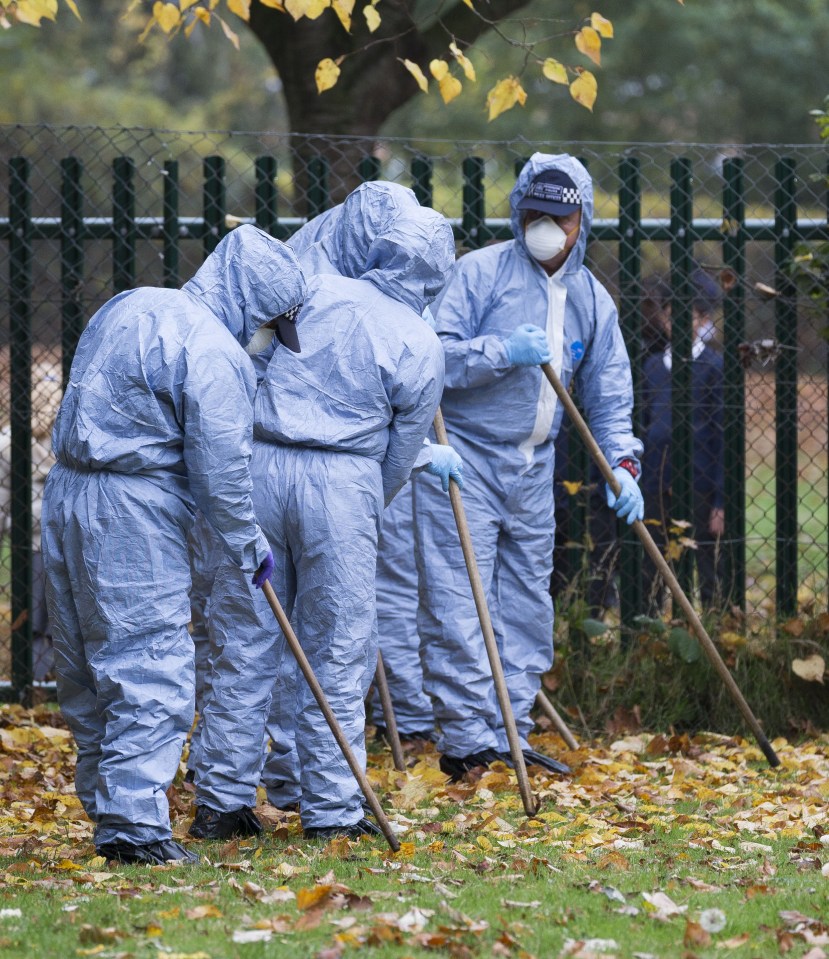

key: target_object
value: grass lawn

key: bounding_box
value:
[1,707,828,958]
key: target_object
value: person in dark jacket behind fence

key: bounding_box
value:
[640,268,725,613]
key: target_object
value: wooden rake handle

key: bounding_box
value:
[374,651,406,772]
[261,580,402,850]
[540,362,779,768]
[433,409,538,816]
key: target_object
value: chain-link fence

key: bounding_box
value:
[1,123,827,698]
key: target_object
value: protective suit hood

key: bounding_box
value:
[510,154,593,274]
[333,181,422,278]
[183,225,306,348]
[360,206,456,313]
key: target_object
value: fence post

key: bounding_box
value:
[359,156,381,182]
[255,156,278,236]
[461,156,485,249]
[9,158,33,697]
[162,160,180,288]
[774,157,798,617]
[669,157,695,601]
[722,158,746,611]
[307,156,330,221]
[618,157,644,627]
[113,156,136,293]
[60,157,84,387]
[203,155,226,257]
[411,155,433,207]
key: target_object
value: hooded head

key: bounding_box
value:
[510,154,593,273]
[183,225,306,350]
[359,206,456,313]
[333,181,423,279]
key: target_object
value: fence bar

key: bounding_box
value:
[9,158,33,696]
[162,160,179,288]
[722,158,747,610]
[254,156,278,236]
[307,156,329,220]
[60,157,84,387]
[461,156,485,249]
[112,156,136,293]
[774,158,798,617]
[669,157,695,600]
[359,156,381,182]
[618,157,644,626]
[411,155,433,207]
[203,155,226,257]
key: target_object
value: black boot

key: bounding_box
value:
[188,805,262,839]
[522,749,572,776]
[439,748,508,782]
[96,839,198,865]
[304,817,383,840]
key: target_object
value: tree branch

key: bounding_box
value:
[417,0,538,62]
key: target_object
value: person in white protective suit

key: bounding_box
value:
[257,183,461,813]
[413,154,644,780]
[191,198,455,840]
[41,226,305,865]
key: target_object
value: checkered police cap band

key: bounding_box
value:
[278,303,302,324]
[527,180,581,206]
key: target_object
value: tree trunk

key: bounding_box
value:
[247,0,534,210]
[249,1,428,208]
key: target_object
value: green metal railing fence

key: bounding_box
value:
[2,125,828,700]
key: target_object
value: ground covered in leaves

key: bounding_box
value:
[1,705,829,958]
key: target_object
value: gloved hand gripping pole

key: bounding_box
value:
[433,409,538,817]
[540,362,779,768]
[261,581,402,850]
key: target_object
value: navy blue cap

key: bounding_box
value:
[517,169,582,216]
[273,303,302,353]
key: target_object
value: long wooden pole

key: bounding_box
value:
[535,691,579,750]
[540,362,779,768]
[374,652,406,772]
[433,409,538,816]
[261,581,402,849]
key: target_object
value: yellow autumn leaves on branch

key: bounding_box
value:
[392,8,611,119]
[1,0,623,120]
[0,0,79,28]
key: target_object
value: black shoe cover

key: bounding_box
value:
[304,817,383,840]
[439,748,507,782]
[188,804,263,840]
[96,838,198,865]
[522,748,572,776]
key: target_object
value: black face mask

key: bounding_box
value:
[272,303,302,353]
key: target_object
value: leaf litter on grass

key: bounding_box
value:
[1,704,829,956]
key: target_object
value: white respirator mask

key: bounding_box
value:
[245,326,275,356]
[524,215,570,262]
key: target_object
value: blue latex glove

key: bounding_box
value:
[426,444,464,492]
[252,549,274,589]
[505,324,552,366]
[605,467,644,525]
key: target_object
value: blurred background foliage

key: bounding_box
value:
[3,0,829,143]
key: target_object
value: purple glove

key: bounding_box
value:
[252,549,274,589]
